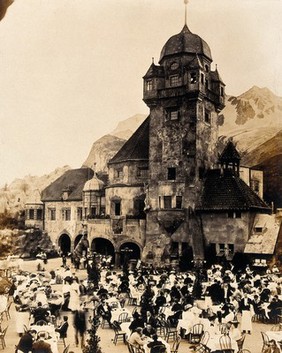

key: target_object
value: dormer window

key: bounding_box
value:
[170,75,181,87]
[145,79,153,91]
[205,64,209,72]
[62,191,68,201]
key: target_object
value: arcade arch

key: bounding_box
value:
[58,233,71,255]
[120,242,141,266]
[91,237,115,263]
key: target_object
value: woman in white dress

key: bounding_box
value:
[68,278,80,312]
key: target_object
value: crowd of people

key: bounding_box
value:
[4,251,282,353]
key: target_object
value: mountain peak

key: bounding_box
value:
[240,85,278,100]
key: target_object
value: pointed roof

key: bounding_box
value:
[210,68,225,85]
[108,116,150,165]
[83,173,104,192]
[159,25,212,63]
[143,63,164,79]
[219,141,241,162]
[41,168,94,201]
[196,169,270,212]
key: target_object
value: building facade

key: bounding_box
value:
[25,23,276,267]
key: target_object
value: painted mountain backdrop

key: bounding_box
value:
[1,86,281,214]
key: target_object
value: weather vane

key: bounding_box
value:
[184,0,189,25]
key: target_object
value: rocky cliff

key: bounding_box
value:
[0,165,71,215]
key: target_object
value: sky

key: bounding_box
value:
[0,0,281,186]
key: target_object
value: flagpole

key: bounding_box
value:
[184,0,189,26]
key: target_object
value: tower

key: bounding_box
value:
[142,23,225,264]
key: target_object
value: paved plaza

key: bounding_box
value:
[2,258,275,353]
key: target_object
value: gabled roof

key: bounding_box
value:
[143,63,164,79]
[41,168,94,202]
[210,68,225,85]
[219,141,241,162]
[196,169,270,212]
[108,116,150,165]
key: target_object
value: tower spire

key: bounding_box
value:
[184,0,189,26]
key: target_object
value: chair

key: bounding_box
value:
[127,341,135,353]
[62,344,70,353]
[101,317,111,329]
[3,302,12,320]
[118,312,130,323]
[126,341,144,353]
[148,344,166,353]
[261,332,270,352]
[165,320,178,342]
[236,333,246,351]
[219,334,234,353]
[188,323,204,345]
[35,320,48,326]
[270,324,282,331]
[200,331,210,346]
[112,321,127,345]
[196,344,211,353]
[274,306,282,324]
[156,318,167,338]
[0,326,8,349]
[128,293,138,306]
[171,335,181,353]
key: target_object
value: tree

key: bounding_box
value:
[83,316,103,353]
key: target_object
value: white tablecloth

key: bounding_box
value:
[111,308,132,323]
[266,331,282,352]
[30,324,58,353]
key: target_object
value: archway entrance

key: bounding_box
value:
[58,233,71,255]
[120,242,141,266]
[91,238,115,263]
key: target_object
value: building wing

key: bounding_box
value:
[196,169,270,211]
[41,168,94,202]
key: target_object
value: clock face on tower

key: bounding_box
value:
[170,62,179,70]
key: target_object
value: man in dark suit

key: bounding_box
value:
[16,330,36,353]
[55,315,69,339]
[32,332,53,353]
[96,299,112,325]
[32,301,50,324]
